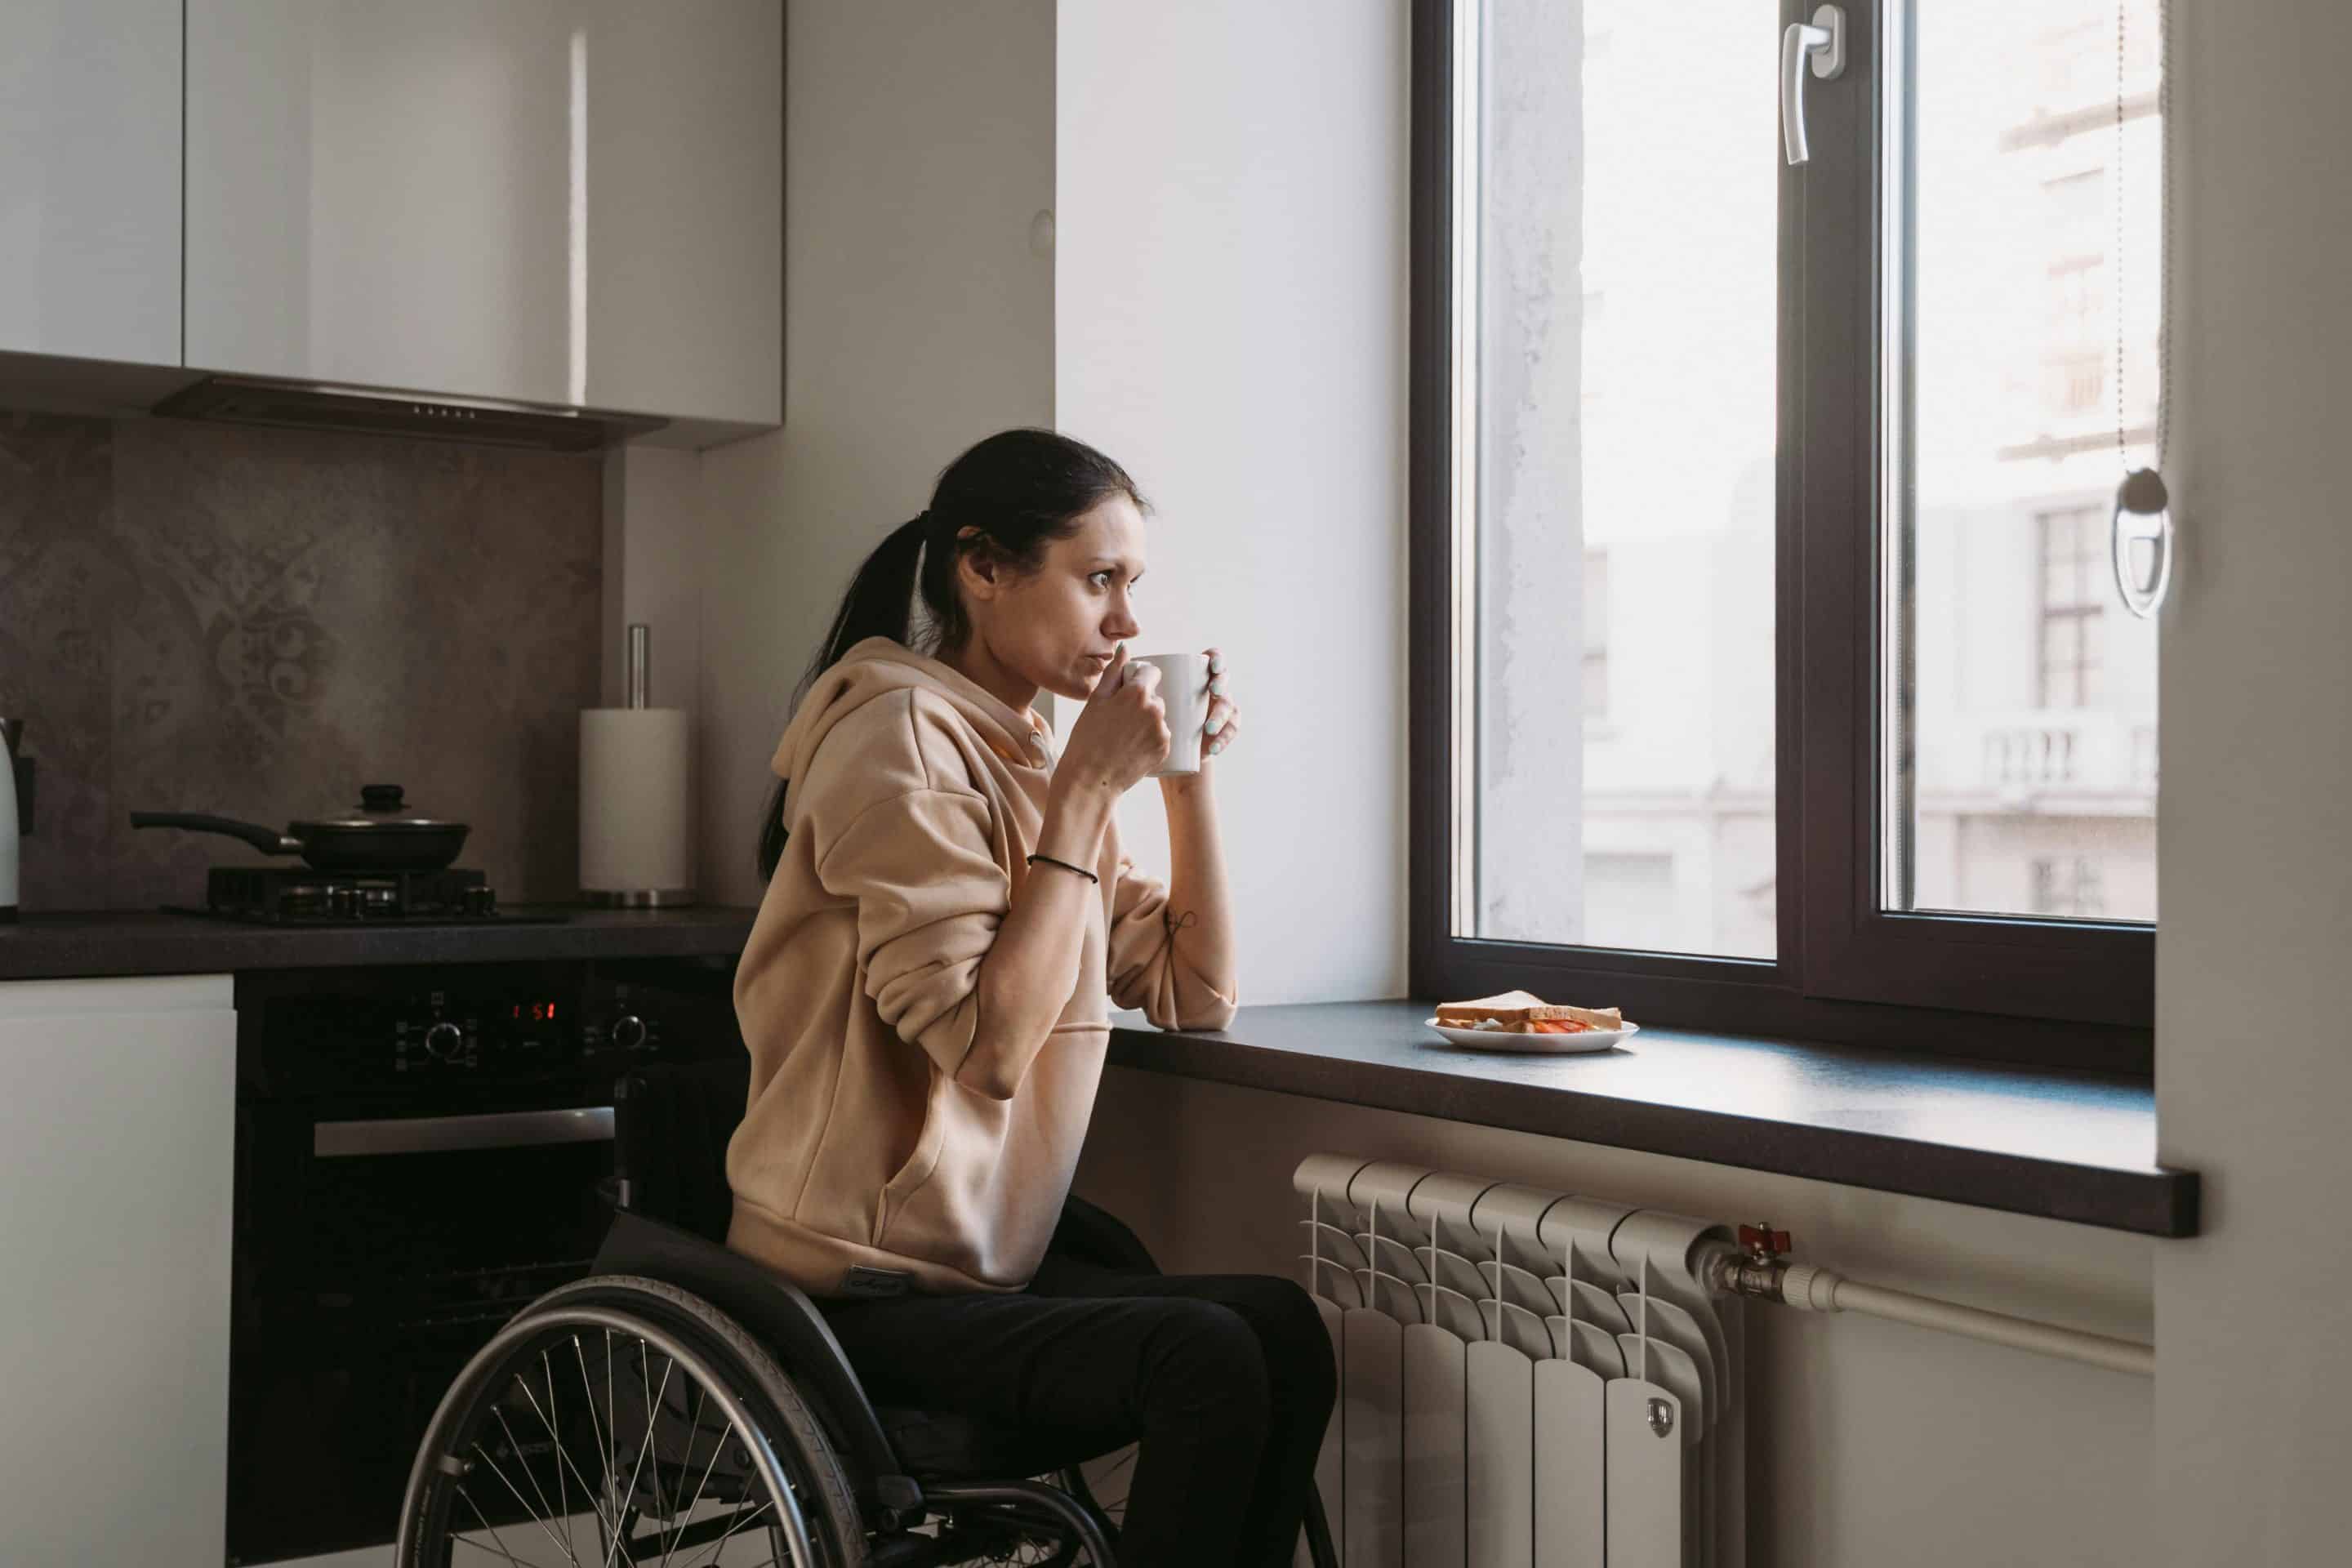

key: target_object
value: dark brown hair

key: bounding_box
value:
[757,428,1147,880]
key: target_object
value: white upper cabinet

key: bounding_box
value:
[0,0,182,365]
[185,1,782,425]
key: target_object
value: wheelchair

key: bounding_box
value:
[395,1055,1340,1566]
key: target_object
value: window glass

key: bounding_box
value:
[1463,0,1777,959]
[1895,0,2161,923]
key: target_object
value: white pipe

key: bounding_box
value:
[1776,1263,2154,1379]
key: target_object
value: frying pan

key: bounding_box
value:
[131,785,470,872]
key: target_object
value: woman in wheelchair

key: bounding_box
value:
[402,430,1333,1567]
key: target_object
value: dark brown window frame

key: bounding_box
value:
[1406,0,2154,1075]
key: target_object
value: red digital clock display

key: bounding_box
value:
[510,1002,558,1022]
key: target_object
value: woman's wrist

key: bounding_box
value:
[1039,775,1116,864]
[1159,758,1214,798]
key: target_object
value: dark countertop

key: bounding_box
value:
[6,915,2190,1235]
[1107,1000,2195,1237]
[0,904,757,980]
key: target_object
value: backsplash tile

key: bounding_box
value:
[0,411,601,911]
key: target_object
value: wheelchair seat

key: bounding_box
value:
[602,1057,1162,1498]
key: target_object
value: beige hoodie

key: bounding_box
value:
[725,636,1237,1298]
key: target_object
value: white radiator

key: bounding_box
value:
[1296,1155,1744,1568]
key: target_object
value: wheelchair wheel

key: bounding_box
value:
[398,1274,867,1566]
[1041,1442,1131,1552]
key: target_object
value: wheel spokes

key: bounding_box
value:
[523,1350,621,1544]
[452,1481,534,1568]
[424,1316,810,1568]
[656,1384,714,1568]
[472,1428,585,1567]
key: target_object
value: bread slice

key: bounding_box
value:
[1435,990,1624,1031]
[1434,989,1547,1024]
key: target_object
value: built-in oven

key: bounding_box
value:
[225,956,740,1566]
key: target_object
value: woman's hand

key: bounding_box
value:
[1193,647,1238,767]
[1060,643,1171,794]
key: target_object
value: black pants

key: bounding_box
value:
[819,1250,1337,1566]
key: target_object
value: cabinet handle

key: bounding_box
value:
[1781,4,1846,166]
[314,1106,613,1157]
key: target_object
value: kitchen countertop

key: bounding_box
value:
[0,904,757,980]
[1107,1000,2195,1237]
[7,919,2189,1234]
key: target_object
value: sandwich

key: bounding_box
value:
[1434,989,1624,1035]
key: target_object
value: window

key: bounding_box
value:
[2030,857,2105,919]
[2045,260,2107,414]
[1583,853,1677,954]
[1449,0,1776,961]
[2042,167,2105,232]
[1410,0,2159,1068]
[1581,550,1609,722]
[2038,507,2106,709]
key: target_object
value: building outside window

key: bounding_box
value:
[2038,506,2107,709]
[1582,550,1609,723]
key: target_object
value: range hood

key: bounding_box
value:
[151,375,668,452]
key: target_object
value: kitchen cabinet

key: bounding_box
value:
[0,0,182,366]
[0,974,234,1566]
[185,0,782,425]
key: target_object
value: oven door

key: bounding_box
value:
[228,1096,617,1566]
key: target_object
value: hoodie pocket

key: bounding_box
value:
[871,1077,949,1247]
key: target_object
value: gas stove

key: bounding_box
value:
[164,866,571,925]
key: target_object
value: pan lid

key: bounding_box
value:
[296,784,466,832]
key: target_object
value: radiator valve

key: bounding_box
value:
[1740,1222,1791,1263]
[1713,1221,1796,1301]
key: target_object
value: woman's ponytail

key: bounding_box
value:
[755,430,1147,882]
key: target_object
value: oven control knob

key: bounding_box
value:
[611,1014,649,1052]
[424,1021,464,1059]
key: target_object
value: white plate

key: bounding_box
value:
[1422,1017,1637,1054]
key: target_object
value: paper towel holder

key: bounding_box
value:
[624,622,652,710]
[579,623,696,908]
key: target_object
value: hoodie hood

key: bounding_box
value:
[772,636,1054,785]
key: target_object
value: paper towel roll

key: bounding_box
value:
[579,707,693,903]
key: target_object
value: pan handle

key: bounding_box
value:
[129,812,303,855]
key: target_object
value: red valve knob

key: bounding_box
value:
[1738,1223,1791,1259]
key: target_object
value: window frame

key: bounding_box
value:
[1406,0,2154,1073]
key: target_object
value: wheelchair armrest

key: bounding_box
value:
[592,1208,919,1512]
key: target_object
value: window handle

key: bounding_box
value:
[1781,4,1846,166]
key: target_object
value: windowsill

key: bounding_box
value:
[1107,1000,2195,1237]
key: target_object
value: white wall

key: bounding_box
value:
[696,0,1056,906]
[2149,3,2352,1561]
[1054,0,1410,1005]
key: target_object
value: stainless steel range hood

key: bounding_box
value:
[151,374,669,452]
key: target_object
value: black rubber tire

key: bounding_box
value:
[398,1272,868,1566]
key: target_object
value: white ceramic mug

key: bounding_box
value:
[1122,651,1211,777]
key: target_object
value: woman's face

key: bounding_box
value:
[957,492,1147,706]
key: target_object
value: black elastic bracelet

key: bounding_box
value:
[1025,853,1099,885]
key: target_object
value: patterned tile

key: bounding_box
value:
[0,412,602,911]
